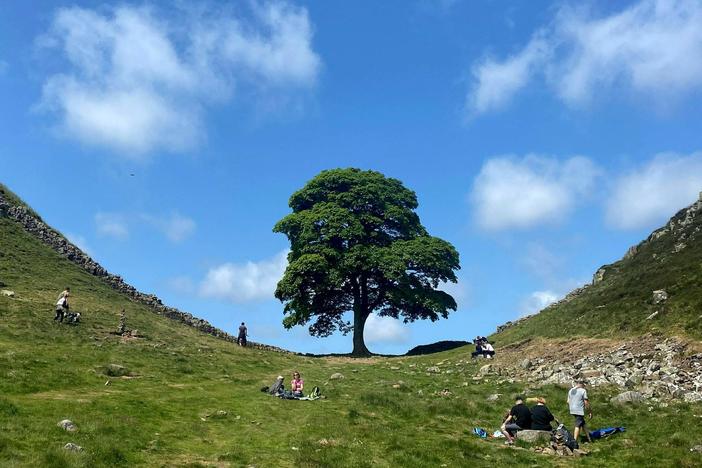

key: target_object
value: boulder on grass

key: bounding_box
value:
[516,430,552,444]
[610,391,644,405]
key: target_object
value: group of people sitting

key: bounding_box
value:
[501,381,592,448]
[501,396,554,444]
[471,336,495,358]
[262,371,320,400]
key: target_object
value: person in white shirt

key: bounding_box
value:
[54,287,70,322]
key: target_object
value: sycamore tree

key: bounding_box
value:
[273,168,460,356]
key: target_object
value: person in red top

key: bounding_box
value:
[291,371,304,397]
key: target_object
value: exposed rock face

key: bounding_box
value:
[492,338,702,404]
[0,192,289,354]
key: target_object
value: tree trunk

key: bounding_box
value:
[351,306,371,357]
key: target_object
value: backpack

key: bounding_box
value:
[553,423,578,450]
[310,386,321,399]
[472,427,488,438]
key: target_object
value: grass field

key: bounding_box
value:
[2,203,702,466]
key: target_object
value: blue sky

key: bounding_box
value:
[2,0,702,354]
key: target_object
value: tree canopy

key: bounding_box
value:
[274,168,460,356]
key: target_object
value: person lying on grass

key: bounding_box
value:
[501,395,531,445]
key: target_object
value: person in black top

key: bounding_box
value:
[501,396,531,444]
[530,397,555,431]
[238,322,248,347]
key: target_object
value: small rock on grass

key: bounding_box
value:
[486,393,501,401]
[63,443,83,452]
[690,445,702,453]
[330,373,344,380]
[57,420,77,432]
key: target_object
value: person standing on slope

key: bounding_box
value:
[54,287,70,322]
[238,322,248,347]
[567,380,593,445]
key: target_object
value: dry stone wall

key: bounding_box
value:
[0,191,290,353]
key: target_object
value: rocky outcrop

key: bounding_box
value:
[495,337,702,403]
[0,191,290,354]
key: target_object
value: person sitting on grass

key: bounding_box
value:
[482,341,495,358]
[530,397,555,431]
[471,340,483,358]
[501,395,531,444]
[291,371,304,397]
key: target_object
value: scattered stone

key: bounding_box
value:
[330,373,344,380]
[520,359,532,370]
[426,366,441,374]
[390,366,400,371]
[652,290,668,305]
[610,391,644,405]
[646,311,659,320]
[1,290,15,297]
[690,445,702,453]
[63,443,82,452]
[104,364,129,377]
[436,388,452,397]
[57,419,77,432]
[479,364,493,376]
[486,394,501,401]
[517,430,552,444]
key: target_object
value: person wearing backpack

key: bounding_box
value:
[567,380,593,444]
[237,322,248,347]
[54,287,70,322]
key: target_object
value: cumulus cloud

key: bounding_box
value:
[519,290,560,317]
[471,155,599,230]
[37,2,321,155]
[199,250,288,303]
[468,35,550,114]
[467,0,702,114]
[364,314,410,344]
[140,212,196,243]
[95,212,129,239]
[606,152,702,229]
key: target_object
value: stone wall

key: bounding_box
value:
[0,191,290,354]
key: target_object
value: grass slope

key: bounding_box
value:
[494,200,702,346]
[1,196,701,466]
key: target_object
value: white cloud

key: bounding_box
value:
[140,212,196,243]
[471,155,599,230]
[364,314,410,344]
[95,212,129,239]
[606,152,702,229]
[467,0,702,114]
[468,35,550,114]
[519,290,560,317]
[199,250,288,303]
[38,2,321,155]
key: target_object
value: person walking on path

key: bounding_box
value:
[54,287,70,322]
[238,322,248,347]
[567,380,593,444]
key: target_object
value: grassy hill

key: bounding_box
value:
[1,185,701,466]
[493,195,702,346]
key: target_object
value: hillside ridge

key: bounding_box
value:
[0,184,288,353]
[494,192,702,339]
